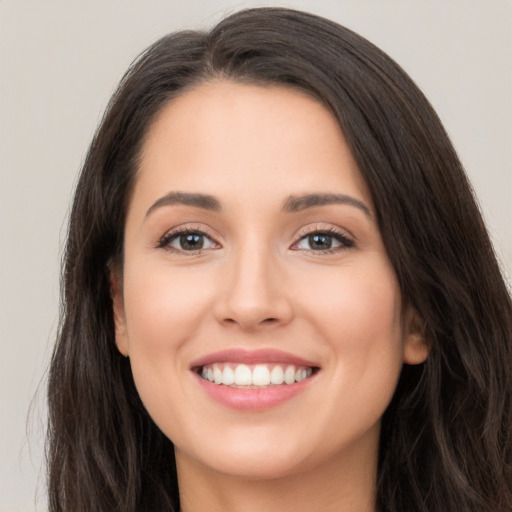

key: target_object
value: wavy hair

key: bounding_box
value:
[47,7,512,511]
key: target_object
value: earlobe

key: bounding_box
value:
[110,270,129,357]
[403,308,430,365]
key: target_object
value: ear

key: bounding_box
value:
[403,307,430,365]
[110,269,129,357]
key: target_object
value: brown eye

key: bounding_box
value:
[159,230,219,253]
[307,234,335,250]
[177,233,206,250]
[293,230,354,252]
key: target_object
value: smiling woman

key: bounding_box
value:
[47,7,512,512]
[111,82,426,491]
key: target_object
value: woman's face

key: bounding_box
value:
[113,81,428,480]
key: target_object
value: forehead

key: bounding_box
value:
[133,80,371,212]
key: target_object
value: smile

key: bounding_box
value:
[191,349,320,410]
[199,363,314,387]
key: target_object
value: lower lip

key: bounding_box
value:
[194,372,316,411]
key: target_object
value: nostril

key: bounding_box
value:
[222,316,279,326]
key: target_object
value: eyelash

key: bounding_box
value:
[157,226,355,255]
[291,227,355,254]
[157,226,217,254]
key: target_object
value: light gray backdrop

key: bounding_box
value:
[1,1,510,510]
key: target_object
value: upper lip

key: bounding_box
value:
[190,348,319,369]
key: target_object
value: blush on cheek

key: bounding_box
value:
[124,266,215,348]
[310,264,404,384]
[317,265,401,333]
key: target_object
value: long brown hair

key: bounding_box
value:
[47,7,512,511]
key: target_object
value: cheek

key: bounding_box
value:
[312,258,401,340]
[298,257,404,388]
[344,270,402,351]
[294,260,405,450]
[123,261,215,353]
[121,261,216,420]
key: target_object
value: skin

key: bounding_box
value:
[112,80,429,512]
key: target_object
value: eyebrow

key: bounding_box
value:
[145,191,371,218]
[146,192,222,217]
[283,193,371,217]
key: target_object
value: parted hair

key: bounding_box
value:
[47,7,512,512]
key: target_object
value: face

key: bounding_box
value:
[113,81,428,480]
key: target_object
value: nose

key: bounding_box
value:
[214,241,294,330]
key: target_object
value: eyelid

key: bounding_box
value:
[156,223,355,254]
[157,225,221,253]
[293,223,352,238]
[290,224,355,252]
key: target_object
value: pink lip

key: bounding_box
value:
[190,348,319,368]
[194,372,317,411]
[190,348,320,411]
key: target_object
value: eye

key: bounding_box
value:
[158,229,219,253]
[292,229,354,253]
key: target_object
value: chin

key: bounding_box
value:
[204,450,310,481]
[177,427,315,480]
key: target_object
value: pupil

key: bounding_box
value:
[309,234,331,250]
[180,233,203,250]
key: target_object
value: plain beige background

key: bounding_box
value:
[1,1,510,510]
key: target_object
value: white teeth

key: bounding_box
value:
[201,363,313,387]
[234,364,252,386]
[297,368,311,381]
[284,365,296,385]
[213,364,223,384]
[252,365,271,386]
[222,366,235,385]
[270,365,285,385]
[200,362,315,387]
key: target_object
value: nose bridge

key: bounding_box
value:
[217,233,292,328]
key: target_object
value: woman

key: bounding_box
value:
[47,7,512,512]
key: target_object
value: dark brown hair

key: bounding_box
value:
[47,7,512,512]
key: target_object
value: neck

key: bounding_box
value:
[176,437,378,512]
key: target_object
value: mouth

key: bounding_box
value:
[190,349,320,410]
[195,362,318,388]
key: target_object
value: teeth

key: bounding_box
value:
[200,363,314,387]
[296,368,312,382]
[213,364,223,385]
[234,364,252,386]
[270,365,284,385]
[284,365,296,385]
[223,365,235,385]
[252,365,271,386]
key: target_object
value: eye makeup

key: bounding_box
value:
[156,222,355,257]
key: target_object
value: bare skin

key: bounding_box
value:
[112,80,429,512]
[177,424,378,512]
